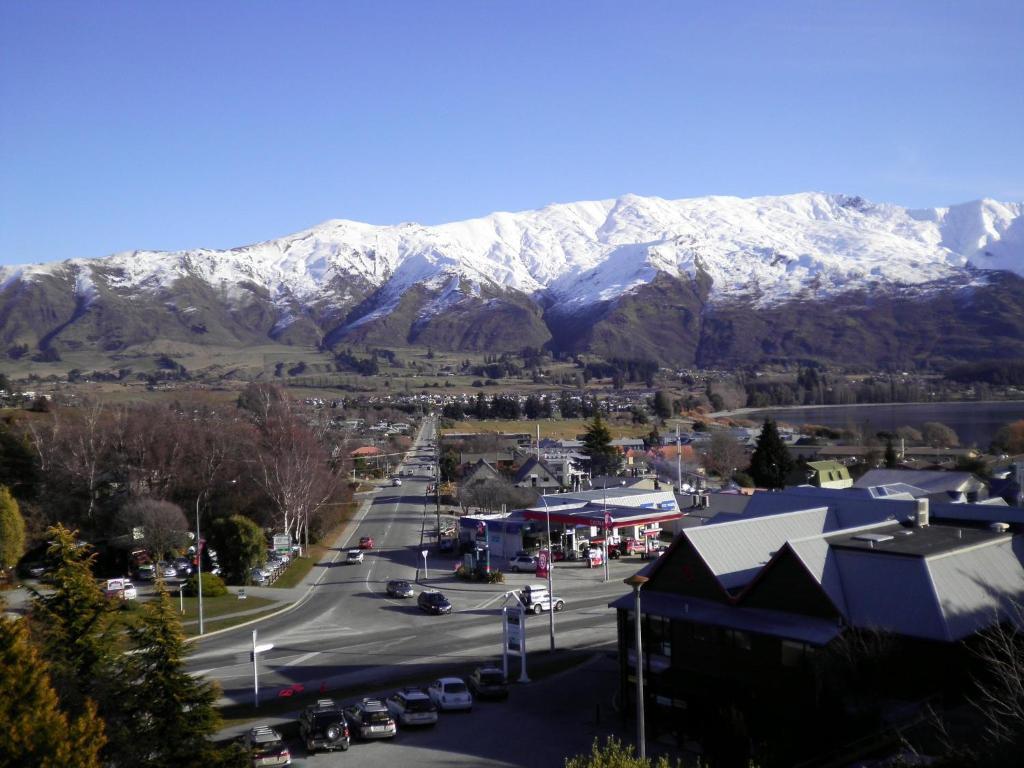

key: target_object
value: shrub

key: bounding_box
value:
[485,569,504,584]
[182,572,228,597]
[732,471,755,488]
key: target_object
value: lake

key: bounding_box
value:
[742,401,1024,448]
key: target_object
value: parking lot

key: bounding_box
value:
[235,650,629,768]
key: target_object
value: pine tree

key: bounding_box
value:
[115,581,226,768]
[0,596,106,768]
[748,419,794,489]
[884,437,898,469]
[29,525,118,714]
[583,411,618,477]
[0,485,25,576]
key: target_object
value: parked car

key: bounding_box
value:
[343,698,397,739]
[392,477,402,487]
[243,725,291,767]
[157,562,178,579]
[250,567,269,585]
[298,699,350,753]
[508,554,538,573]
[173,557,194,576]
[619,538,647,555]
[427,677,473,711]
[467,666,508,700]
[385,687,439,726]
[358,536,374,550]
[417,590,452,615]
[386,579,415,598]
[346,549,364,565]
[136,563,156,582]
[104,578,137,601]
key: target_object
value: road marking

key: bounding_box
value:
[277,650,319,669]
[471,593,506,610]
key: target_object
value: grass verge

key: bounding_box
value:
[190,607,287,637]
[271,501,360,589]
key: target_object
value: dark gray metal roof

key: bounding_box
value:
[609,590,842,645]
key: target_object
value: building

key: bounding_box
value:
[512,456,561,492]
[609,495,1024,762]
[801,459,853,489]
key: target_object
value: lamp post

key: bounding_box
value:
[624,574,649,760]
[194,490,206,636]
[540,494,555,652]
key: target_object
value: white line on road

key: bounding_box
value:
[276,650,319,669]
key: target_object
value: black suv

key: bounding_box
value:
[467,666,509,700]
[298,699,350,753]
[417,590,452,615]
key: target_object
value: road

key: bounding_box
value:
[186,417,637,711]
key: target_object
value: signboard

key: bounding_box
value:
[536,548,549,578]
[272,535,291,554]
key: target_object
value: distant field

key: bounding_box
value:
[440,418,654,440]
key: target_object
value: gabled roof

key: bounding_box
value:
[512,456,560,485]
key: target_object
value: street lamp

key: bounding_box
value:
[194,490,207,636]
[539,494,555,652]
[624,573,649,760]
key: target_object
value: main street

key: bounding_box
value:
[185,418,634,707]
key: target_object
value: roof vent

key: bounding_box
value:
[852,533,895,544]
[915,498,929,528]
[990,522,1010,533]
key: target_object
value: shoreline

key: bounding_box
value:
[712,399,1024,420]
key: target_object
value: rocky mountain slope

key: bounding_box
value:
[1,192,1022,368]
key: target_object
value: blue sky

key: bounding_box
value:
[2,1,1022,266]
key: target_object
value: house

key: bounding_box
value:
[609,495,1024,762]
[800,460,853,489]
[512,456,561,492]
[460,459,503,488]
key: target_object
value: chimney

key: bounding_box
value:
[915,498,929,528]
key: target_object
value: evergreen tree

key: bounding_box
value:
[209,514,265,584]
[29,525,118,715]
[748,419,794,489]
[115,581,228,768]
[0,598,106,768]
[582,412,618,477]
[884,437,898,469]
[0,485,25,575]
[652,390,673,421]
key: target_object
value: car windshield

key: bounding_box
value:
[426,593,446,604]
[404,697,434,712]
[479,671,505,685]
[444,682,468,693]
[311,712,340,727]
[367,711,391,724]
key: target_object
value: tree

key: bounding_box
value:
[208,514,265,584]
[895,425,923,443]
[582,412,618,477]
[922,421,959,448]
[0,485,26,576]
[748,419,794,489]
[884,437,898,469]
[115,582,230,767]
[564,737,680,767]
[0,597,106,768]
[702,432,748,480]
[28,525,118,716]
[652,390,672,421]
[992,420,1024,455]
[114,498,188,564]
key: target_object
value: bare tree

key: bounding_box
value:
[115,498,189,563]
[969,606,1024,752]
[252,398,339,553]
[701,431,749,480]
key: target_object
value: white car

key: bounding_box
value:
[427,677,473,711]
[346,549,365,564]
[104,578,137,600]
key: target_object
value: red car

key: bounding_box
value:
[358,536,374,550]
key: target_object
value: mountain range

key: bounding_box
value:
[2,192,1023,369]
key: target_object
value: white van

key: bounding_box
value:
[518,584,565,614]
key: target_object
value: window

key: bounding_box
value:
[724,629,752,651]
[648,616,672,658]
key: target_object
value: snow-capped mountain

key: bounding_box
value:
[2,192,1023,369]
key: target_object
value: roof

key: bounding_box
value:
[350,446,382,457]
[609,591,842,645]
[853,469,983,494]
[513,456,560,484]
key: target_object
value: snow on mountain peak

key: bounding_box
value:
[2,193,1022,313]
